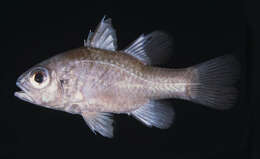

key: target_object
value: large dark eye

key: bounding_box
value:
[34,72,44,83]
[30,67,50,89]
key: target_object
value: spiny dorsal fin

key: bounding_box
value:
[82,111,114,138]
[131,100,174,129]
[123,31,173,65]
[84,30,94,47]
[84,16,117,51]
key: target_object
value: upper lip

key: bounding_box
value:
[16,81,27,92]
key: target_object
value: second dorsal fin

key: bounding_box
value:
[84,16,118,51]
[123,31,173,65]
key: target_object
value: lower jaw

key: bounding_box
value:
[14,91,34,103]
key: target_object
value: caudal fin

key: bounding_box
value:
[190,55,240,110]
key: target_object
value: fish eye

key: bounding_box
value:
[29,67,50,89]
[34,72,44,83]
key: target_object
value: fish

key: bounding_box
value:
[14,16,240,138]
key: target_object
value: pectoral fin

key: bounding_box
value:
[81,111,114,138]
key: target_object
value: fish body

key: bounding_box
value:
[39,47,192,113]
[15,17,240,138]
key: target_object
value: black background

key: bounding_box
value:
[1,0,258,158]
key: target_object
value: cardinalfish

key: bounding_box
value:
[15,17,240,138]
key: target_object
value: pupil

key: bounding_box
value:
[34,72,43,83]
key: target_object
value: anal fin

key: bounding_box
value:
[82,111,114,138]
[131,100,174,129]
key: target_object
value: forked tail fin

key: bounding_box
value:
[189,55,240,110]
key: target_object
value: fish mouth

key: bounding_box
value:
[14,82,34,103]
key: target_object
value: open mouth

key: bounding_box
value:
[14,82,34,103]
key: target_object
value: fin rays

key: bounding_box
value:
[131,100,174,129]
[84,16,117,51]
[82,111,114,138]
[123,31,173,65]
[84,17,173,66]
[190,55,240,109]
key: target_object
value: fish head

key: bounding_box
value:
[15,65,63,108]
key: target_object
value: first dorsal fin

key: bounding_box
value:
[84,16,118,51]
[123,31,173,65]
